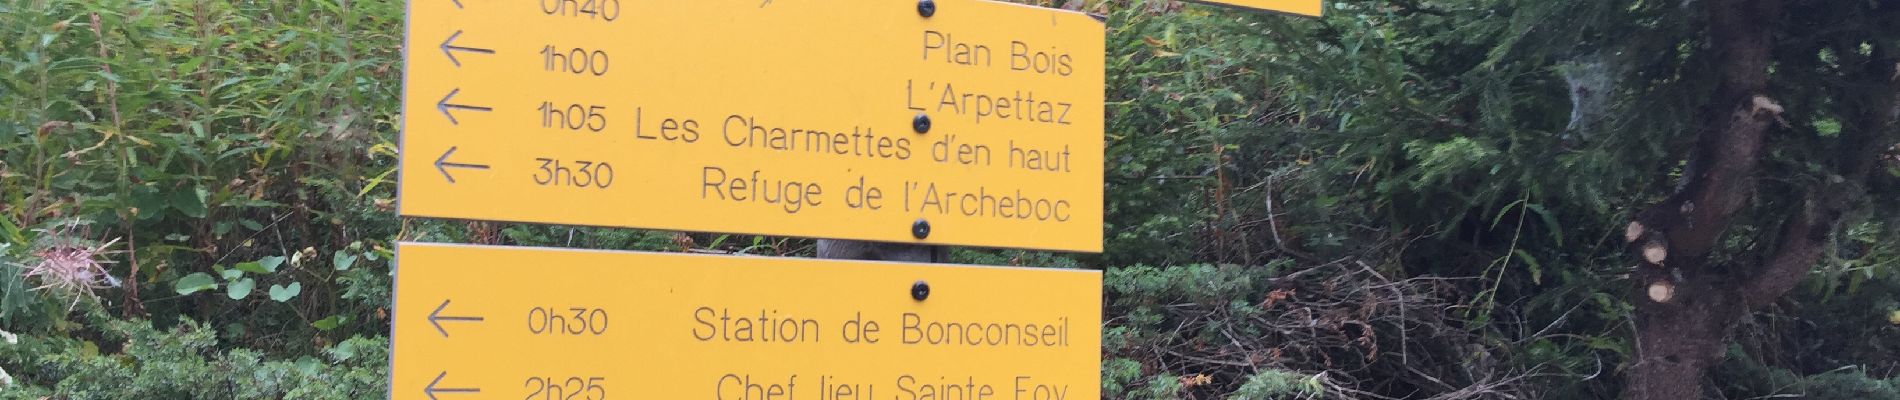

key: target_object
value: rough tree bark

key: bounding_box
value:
[1620,0,1899,398]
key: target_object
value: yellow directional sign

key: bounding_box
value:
[400,0,1105,252]
[391,242,1103,400]
[1183,0,1324,16]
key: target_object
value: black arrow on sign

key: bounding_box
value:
[433,147,490,184]
[428,299,485,337]
[426,371,481,400]
[439,31,494,67]
[436,88,491,125]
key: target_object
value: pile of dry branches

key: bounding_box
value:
[1106,257,1549,399]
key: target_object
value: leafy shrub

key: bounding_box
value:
[1229,370,1326,399]
[0,316,385,399]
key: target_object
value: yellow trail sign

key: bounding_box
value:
[401,0,1105,252]
[392,242,1102,400]
[1183,0,1324,16]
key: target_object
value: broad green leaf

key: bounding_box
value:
[234,261,269,275]
[226,278,255,300]
[295,357,322,374]
[268,282,302,302]
[258,256,286,273]
[331,338,361,361]
[333,251,358,271]
[130,189,166,220]
[170,185,208,218]
[312,315,344,331]
[174,273,218,295]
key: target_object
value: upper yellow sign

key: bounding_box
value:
[391,242,1103,400]
[400,0,1105,252]
[1184,0,1324,16]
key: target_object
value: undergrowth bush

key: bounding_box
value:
[0,312,385,400]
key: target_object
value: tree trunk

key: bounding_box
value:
[1625,278,1748,399]
[1621,0,1781,398]
[1620,0,1900,397]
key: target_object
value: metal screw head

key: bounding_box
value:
[917,0,937,17]
[911,281,931,301]
[911,219,931,239]
[912,113,932,134]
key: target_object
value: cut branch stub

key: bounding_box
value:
[1625,221,1646,243]
[1749,95,1784,116]
[1648,281,1676,303]
[1643,239,1669,265]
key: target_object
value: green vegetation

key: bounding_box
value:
[2,0,1896,399]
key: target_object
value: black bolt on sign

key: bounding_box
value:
[911,281,931,301]
[917,0,937,17]
[912,113,932,134]
[912,219,932,239]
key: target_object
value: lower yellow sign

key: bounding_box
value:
[392,242,1103,400]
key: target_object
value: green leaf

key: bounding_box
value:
[174,273,218,295]
[332,251,358,271]
[1513,249,1544,285]
[129,188,166,221]
[0,217,23,244]
[268,282,301,302]
[226,278,255,300]
[258,256,286,273]
[220,269,244,281]
[1525,203,1563,245]
[294,356,322,374]
[1490,199,1526,228]
[177,56,206,75]
[169,185,209,218]
[233,261,268,275]
[312,315,345,331]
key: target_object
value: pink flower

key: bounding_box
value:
[15,221,122,310]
